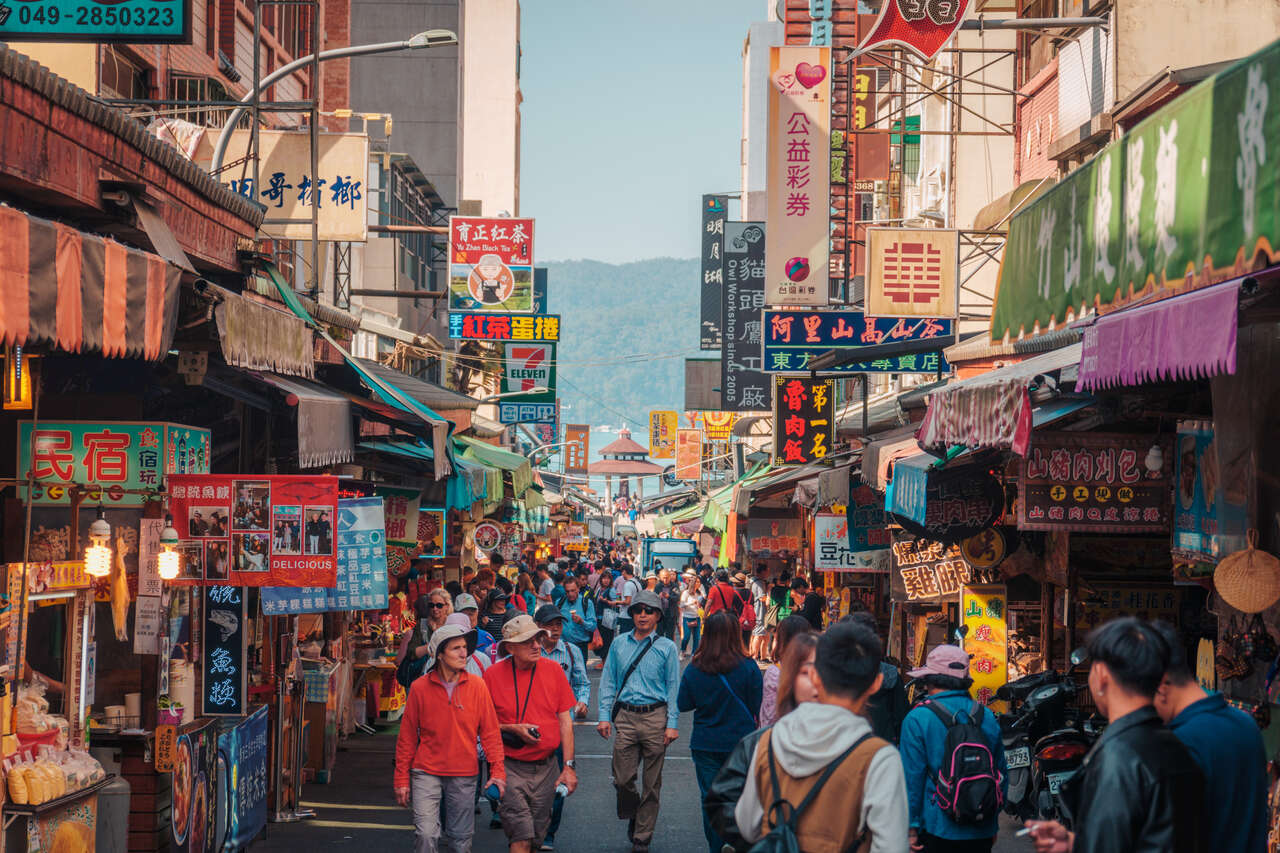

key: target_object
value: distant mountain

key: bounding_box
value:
[545,258,701,450]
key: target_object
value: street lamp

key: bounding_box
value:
[477,387,550,404]
[210,29,459,173]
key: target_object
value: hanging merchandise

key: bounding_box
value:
[1214,530,1280,614]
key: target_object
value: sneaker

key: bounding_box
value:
[540,839,555,851]
[489,816,502,830]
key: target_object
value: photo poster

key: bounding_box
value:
[218,705,269,851]
[419,508,446,558]
[260,498,390,615]
[201,585,247,717]
[168,474,339,587]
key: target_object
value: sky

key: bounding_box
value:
[520,0,760,263]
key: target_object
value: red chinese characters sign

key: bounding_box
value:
[1018,433,1171,534]
[771,376,835,465]
[447,217,535,312]
[866,228,958,318]
[857,0,972,62]
[168,475,339,587]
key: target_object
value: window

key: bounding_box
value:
[168,74,231,127]
[1018,0,1058,84]
[99,49,150,99]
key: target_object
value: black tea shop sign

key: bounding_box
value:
[772,376,835,465]
[202,585,247,717]
[889,533,973,604]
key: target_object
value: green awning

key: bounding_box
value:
[455,435,533,497]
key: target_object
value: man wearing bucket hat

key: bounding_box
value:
[483,615,579,853]
[395,624,506,853]
[596,590,681,853]
[899,645,1008,852]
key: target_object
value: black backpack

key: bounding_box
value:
[750,732,873,853]
[922,699,1003,825]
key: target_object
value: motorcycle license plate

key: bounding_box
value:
[1006,746,1030,769]
[1047,771,1075,794]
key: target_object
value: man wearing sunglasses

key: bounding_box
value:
[596,590,681,853]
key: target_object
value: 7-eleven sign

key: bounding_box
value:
[501,342,556,403]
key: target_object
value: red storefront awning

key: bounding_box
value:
[0,206,181,360]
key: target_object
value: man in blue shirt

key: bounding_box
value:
[558,576,597,664]
[1153,621,1267,853]
[899,644,1008,852]
[596,590,680,853]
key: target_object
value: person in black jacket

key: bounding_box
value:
[1028,618,1208,853]
[843,611,908,743]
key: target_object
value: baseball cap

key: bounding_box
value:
[454,593,479,612]
[533,604,565,625]
[907,644,972,679]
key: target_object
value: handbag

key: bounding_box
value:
[590,629,604,651]
[601,606,618,631]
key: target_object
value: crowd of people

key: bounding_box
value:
[390,543,1267,853]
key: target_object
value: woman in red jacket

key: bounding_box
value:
[395,624,506,853]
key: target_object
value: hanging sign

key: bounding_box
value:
[766,46,831,306]
[814,512,889,572]
[747,518,803,557]
[649,411,677,459]
[762,310,952,373]
[772,376,835,465]
[1172,422,1248,562]
[419,508,447,558]
[19,421,210,505]
[700,195,729,349]
[887,460,1005,545]
[447,216,535,312]
[500,342,556,403]
[857,0,972,61]
[564,425,590,474]
[168,474,339,587]
[0,0,191,43]
[865,228,959,318]
[722,221,771,411]
[201,586,247,716]
[218,705,269,852]
[448,312,560,342]
[889,534,973,603]
[474,522,503,553]
[1018,432,1171,533]
[261,498,390,614]
[155,724,177,772]
[962,585,1008,710]
[499,401,557,425]
[373,485,420,549]
[675,429,703,480]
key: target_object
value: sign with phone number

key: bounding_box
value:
[0,0,189,42]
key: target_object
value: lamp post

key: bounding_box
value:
[209,29,459,173]
[476,387,550,404]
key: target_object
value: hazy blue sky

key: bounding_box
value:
[520,0,758,263]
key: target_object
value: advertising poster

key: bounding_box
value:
[700,194,728,349]
[261,498,390,614]
[762,310,952,374]
[447,216,535,312]
[1019,433,1171,533]
[889,534,972,604]
[448,313,560,342]
[500,341,556,404]
[747,518,803,557]
[765,46,831,306]
[1172,422,1248,562]
[814,513,889,572]
[772,376,834,464]
[373,485,419,549]
[419,508,447,558]
[201,586,247,716]
[865,228,960,318]
[721,221,770,411]
[962,586,1008,710]
[218,705,269,852]
[564,425,590,474]
[168,474,339,587]
[171,718,218,853]
[32,793,98,851]
[675,429,703,481]
[648,411,677,460]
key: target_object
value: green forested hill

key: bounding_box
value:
[545,258,700,444]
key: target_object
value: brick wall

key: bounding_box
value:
[1015,56,1059,185]
[320,0,350,131]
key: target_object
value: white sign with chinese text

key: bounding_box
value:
[198,130,370,242]
[765,46,831,307]
[866,228,959,318]
[813,514,890,572]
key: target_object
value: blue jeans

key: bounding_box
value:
[681,616,701,654]
[691,749,731,853]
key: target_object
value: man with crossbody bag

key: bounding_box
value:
[734,622,909,853]
[597,590,681,853]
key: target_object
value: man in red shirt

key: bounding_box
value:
[704,569,745,617]
[484,615,579,853]
[394,624,506,853]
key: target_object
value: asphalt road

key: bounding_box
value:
[256,659,1033,853]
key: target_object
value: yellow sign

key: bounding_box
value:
[866,228,959,319]
[962,585,1008,712]
[649,411,677,459]
[155,724,177,772]
[5,561,90,594]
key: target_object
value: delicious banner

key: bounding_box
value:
[168,474,339,586]
[766,46,831,306]
[772,376,834,464]
[448,216,535,312]
[649,411,677,459]
[675,429,703,480]
[763,310,952,373]
[261,498,390,614]
[700,195,728,349]
[721,221,770,411]
[1018,432,1171,533]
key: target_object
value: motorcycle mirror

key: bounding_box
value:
[955,624,970,639]
[1069,646,1089,666]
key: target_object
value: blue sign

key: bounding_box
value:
[218,705,269,852]
[762,310,953,373]
[261,498,389,614]
[1172,424,1248,562]
[498,401,557,424]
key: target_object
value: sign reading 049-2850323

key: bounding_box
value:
[0,0,190,42]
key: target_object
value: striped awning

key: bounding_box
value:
[0,206,181,360]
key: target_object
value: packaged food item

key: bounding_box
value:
[5,759,27,805]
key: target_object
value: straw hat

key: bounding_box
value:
[1214,530,1280,614]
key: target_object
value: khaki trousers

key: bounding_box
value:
[611,705,668,845]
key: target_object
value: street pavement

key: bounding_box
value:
[253,659,1032,852]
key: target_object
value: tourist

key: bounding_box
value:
[679,571,704,657]
[533,605,591,851]
[453,593,496,655]
[556,576,596,664]
[747,564,771,662]
[772,630,820,721]
[759,615,816,727]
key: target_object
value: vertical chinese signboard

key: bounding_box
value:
[722,221,770,411]
[962,585,1008,710]
[261,497,390,614]
[889,535,973,603]
[700,195,728,349]
[448,216,535,312]
[772,376,835,464]
[1018,433,1171,533]
[202,585,247,716]
[766,46,831,306]
[865,228,959,318]
[564,425,589,475]
[19,421,210,504]
[648,411,677,459]
[168,474,339,586]
[218,705,269,851]
[675,429,703,481]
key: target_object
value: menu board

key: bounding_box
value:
[168,474,339,587]
[201,586,247,716]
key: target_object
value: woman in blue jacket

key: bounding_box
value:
[676,611,763,853]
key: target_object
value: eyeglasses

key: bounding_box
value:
[635,606,661,616]
[429,602,446,609]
